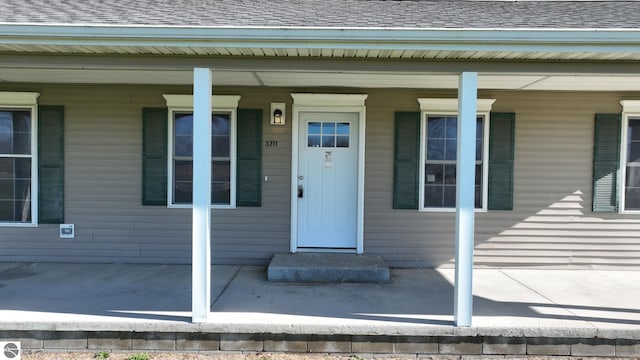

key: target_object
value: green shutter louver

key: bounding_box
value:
[38,105,65,224]
[142,107,168,206]
[592,113,621,212]
[236,108,262,207]
[488,112,515,211]
[393,112,420,209]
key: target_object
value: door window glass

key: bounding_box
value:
[308,121,350,148]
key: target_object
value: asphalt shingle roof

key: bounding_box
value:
[0,0,638,29]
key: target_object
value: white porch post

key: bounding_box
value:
[454,71,478,327]
[192,67,212,323]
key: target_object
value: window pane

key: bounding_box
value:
[174,113,193,157]
[322,135,335,147]
[476,117,483,139]
[445,117,457,139]
[174,160,192,182]
[337,123,350,135]
[424,185,443,207]
[212,114,230,136]
[445,139,457,160]
[0,179,12,199]
[174,135,192,157]
[174,114,193,135]
[444,164,456,184]
[0,112,12,154]
[174,159,193,204]
[212,161,231,205]
[0,200,13,221]
[626,166,640,187]
[427,139,444,160]
[308,122,321,134]
[336,136,349,148]
[212,182,231,204]
[174,181,192,203]
[427,117,445,139]
[475,185,482,208]
[475,164,483,209]
[625,188,640,210]
[212,136,230,158]
[443,186,456,207]
[0,158,13,179]
[14,179,31,221]
[0,165,31,222]
[629,119,640,141]
[322,122,336,135]
[308,135,320,147]
[13,133,30,155]
[476,140,483,161]
[628,141,640,163]
[212,160,230,182]
[15,158,30,179]
[425,164,444,184]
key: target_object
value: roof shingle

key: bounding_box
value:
[0,0,637,29]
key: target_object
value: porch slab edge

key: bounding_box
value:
[1,322,637,340]
[3,331,640,357]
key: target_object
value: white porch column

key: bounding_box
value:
[454,72,478,327]
[192,67,212,323]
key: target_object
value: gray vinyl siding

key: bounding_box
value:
[0,84,639,268]
[364,89,640,268]
[0,85,292,264]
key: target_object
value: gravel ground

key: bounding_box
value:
[20,352,638,360]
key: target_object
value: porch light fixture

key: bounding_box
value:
[271,103,286,125]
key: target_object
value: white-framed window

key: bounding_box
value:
[418,98,495,212]
[163,94,240,209]
[620,100,640,213]
[0,92,39,226]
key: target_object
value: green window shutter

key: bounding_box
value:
[142,107,168,206]
[236,108,263,207]
[38,106,65,224]
[393,112,420,209]
[488,112,515,211]
[592,113,621,212]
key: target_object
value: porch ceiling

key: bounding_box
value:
[2,67,640,91]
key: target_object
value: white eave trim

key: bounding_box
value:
[0,91,39,106]
[1,24,640,54]
[291,93,368,106]
[620,100,640,113]
[163,94,241,108]
[418,98,496,112]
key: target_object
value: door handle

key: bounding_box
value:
[298,185,304,198]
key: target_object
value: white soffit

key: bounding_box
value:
[163,94,241,108]
[0,91,39,106]
[256,72,547,89]
[1,67,640,91]
[0,68,261,86]
[521,75,640,91]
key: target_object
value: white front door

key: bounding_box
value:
[297,112,359,249]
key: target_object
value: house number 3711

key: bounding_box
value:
[265,140,278,148]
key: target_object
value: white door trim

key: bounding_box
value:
[290,93,367,254]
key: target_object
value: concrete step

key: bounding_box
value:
[267,252,390,283]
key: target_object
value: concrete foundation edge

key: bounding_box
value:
[1,331,639,357]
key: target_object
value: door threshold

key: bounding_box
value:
[296,247,357,254]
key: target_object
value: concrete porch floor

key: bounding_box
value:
[0,263,639,356]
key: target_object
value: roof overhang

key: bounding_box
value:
[1,24,640,91]
[1,24,640,62]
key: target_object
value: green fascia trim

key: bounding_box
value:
[1,25,640,53]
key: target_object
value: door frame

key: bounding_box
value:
[290,93,368,254]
